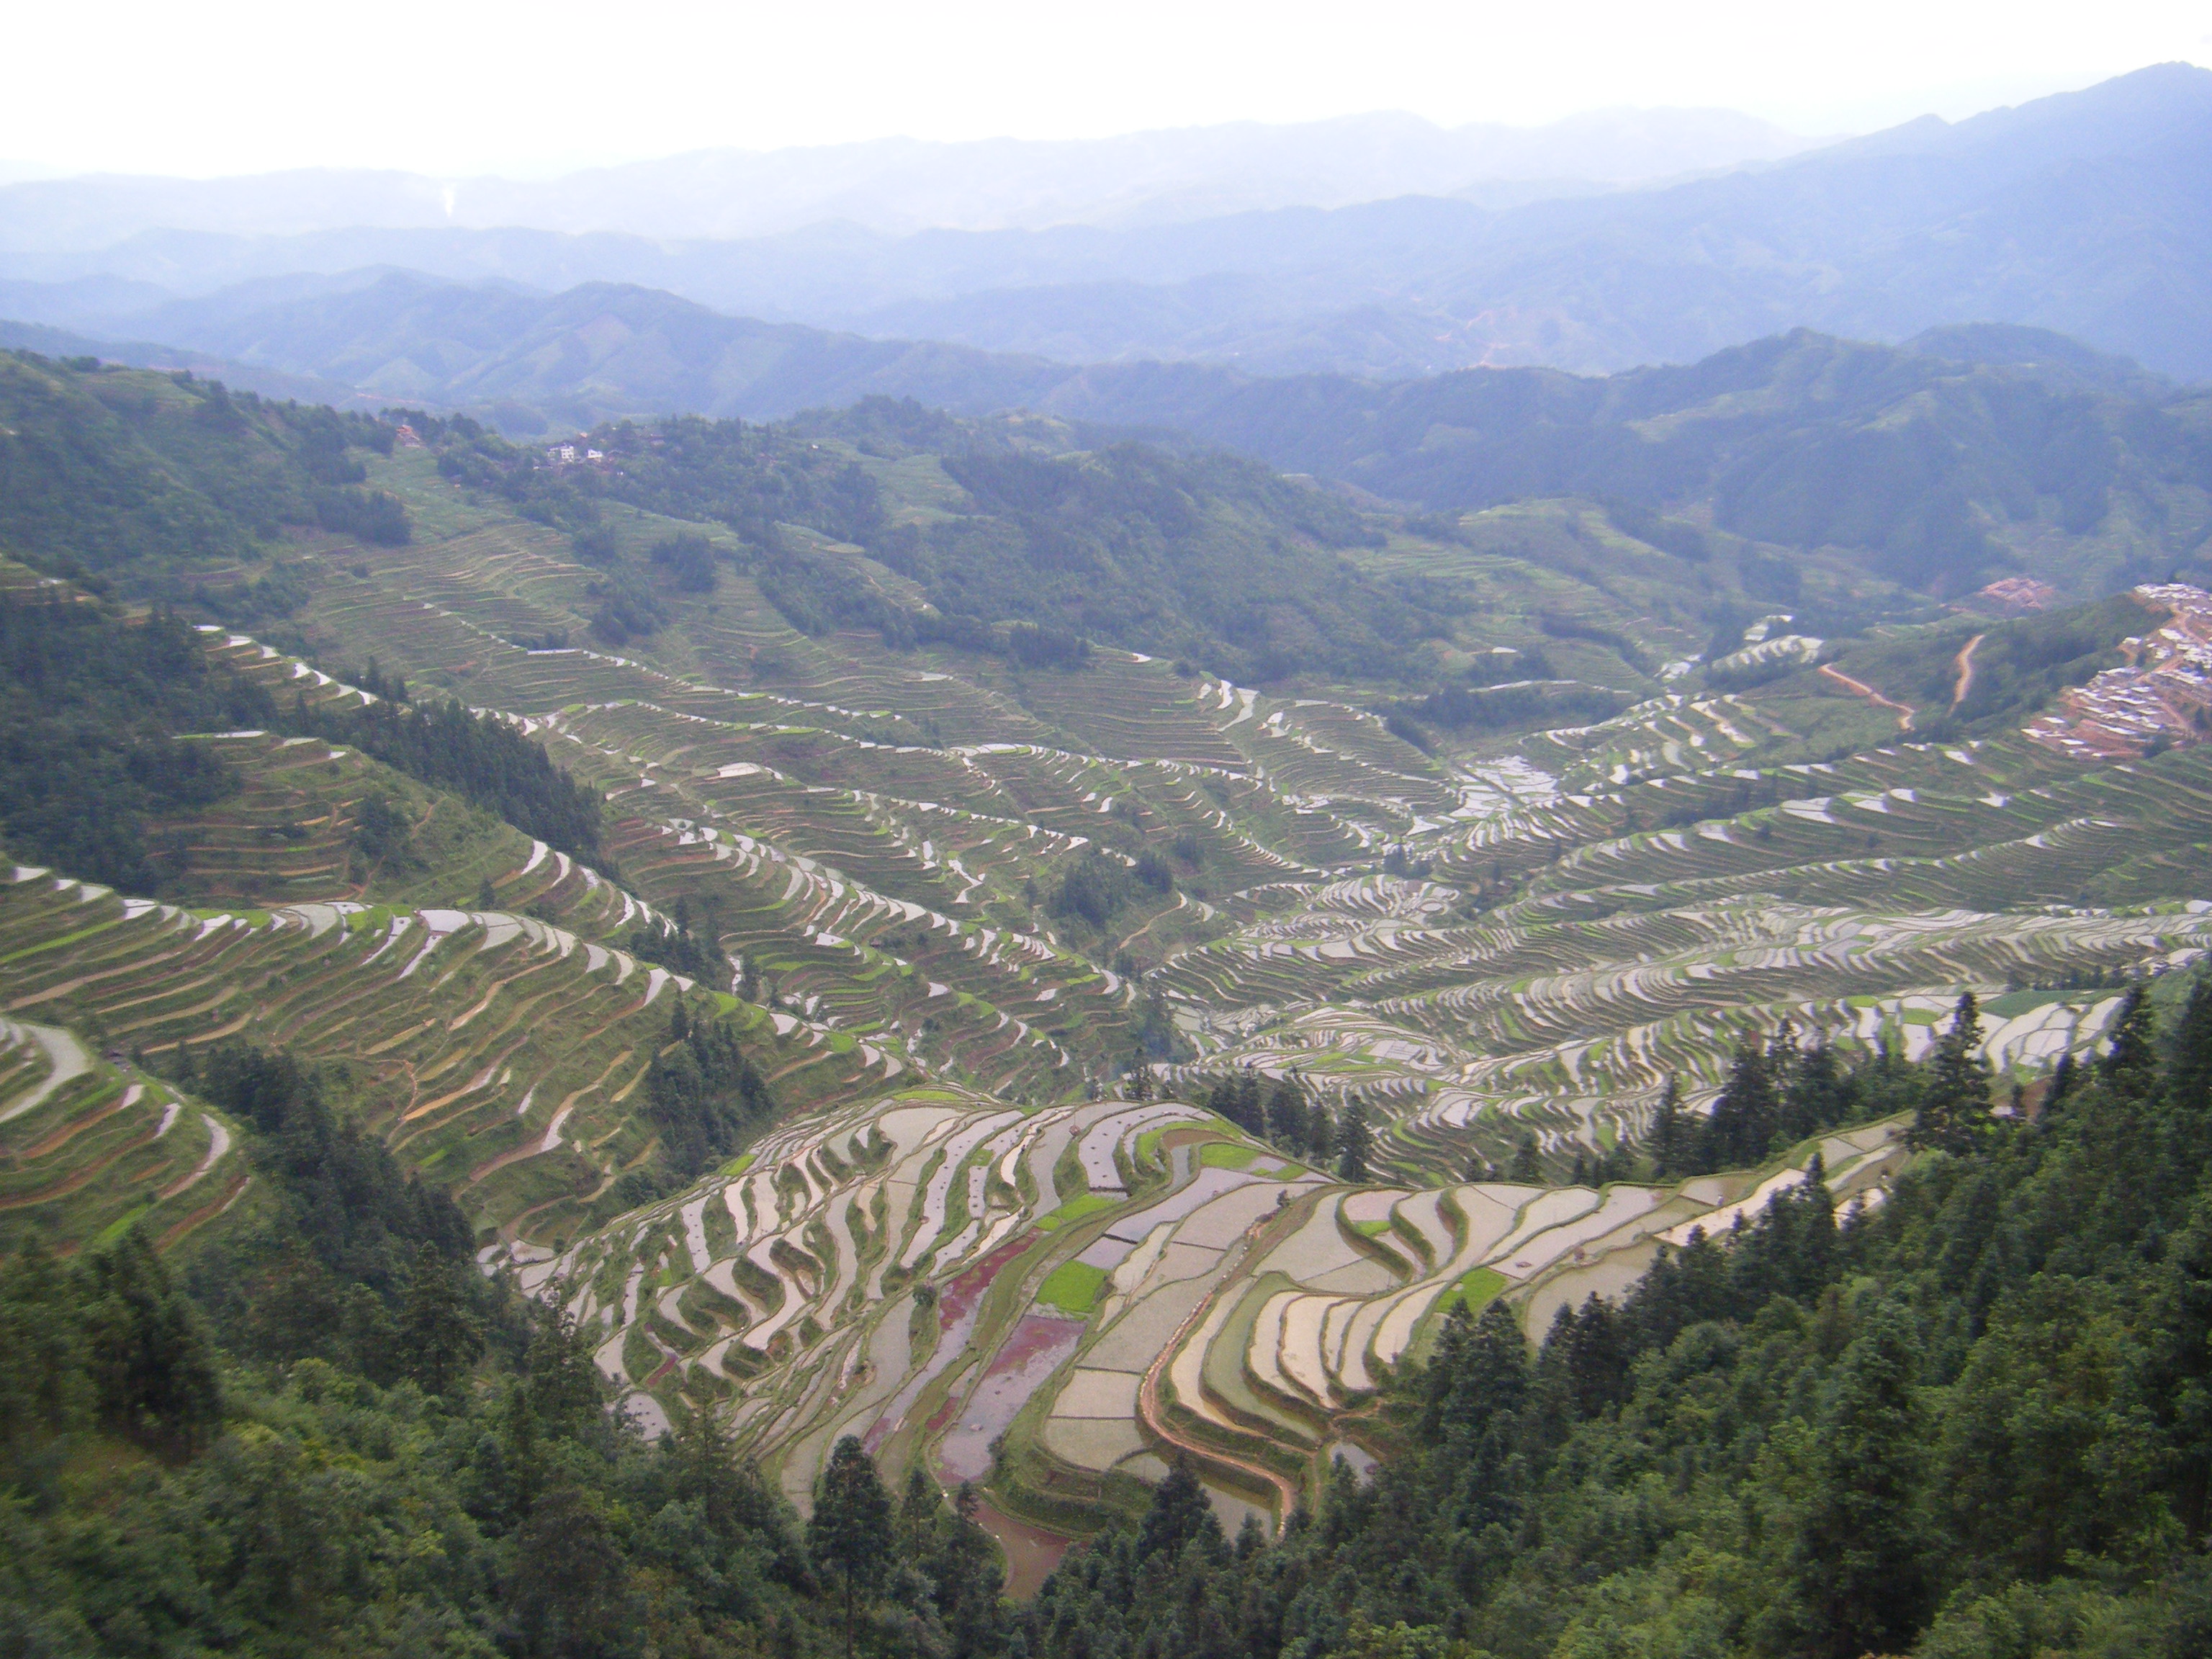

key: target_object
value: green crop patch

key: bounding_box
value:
[1037,1259,1109,1315]
[1442,1267,1508,1316]
[1035,1193,1118,1231]
[1199,1140,1261,1169]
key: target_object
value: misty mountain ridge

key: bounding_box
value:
[16,248,2198,611]
[1,66,2206,384]
[0,106,1818,251]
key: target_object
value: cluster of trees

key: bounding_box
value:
[0,594,611,902]
[292,691,608,866]
[1197,1071,1373,1180]
[0,353,406,608]
[1393,680,1628,737]
[0,595,271,891]
[171,1040,494,1382]
[1048,850,1174,935]
[626,896,732,988]
[648,533,719,594]
[0,581,609,899]
[1025,979,2212,1659]
[313,485,412,545]
[1649,1015,1928,1178]
[0,1054,998,1658]
[641,997,781,1189]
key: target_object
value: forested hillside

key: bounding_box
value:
[0,1040,1001,1659]
[0,350,408,618]
[23,276,2206,606]
[1040,328,2212,600]
[405,402,1478,685]
[0,588,608,889]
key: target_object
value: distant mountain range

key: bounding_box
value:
[0,107,1818,249]
[1,66,2207,381]
[12,254,2200,606]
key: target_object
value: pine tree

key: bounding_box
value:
[1780,1038,1847,1142]
[1235,1069,1263,1135]
[396,1241,483,1397]
[1650,1074,1683,1179]
[899,1464,943,1551]
[1267,1074,1308,1151]
[1910,992,1992,1154]
[2103,984,2159,1098]
[1701,1037,1779,1169]
[520,1305,604,1437]
[2046,1049,2077,1113]
[1508,1133,1542,1184]
[0,1242,89,1455]
[509,1485,629,1656]
[1134,1457,1220,1561]
[1305,1100,1335,1164]
[1336,1096,1372,1182]
[811,1435,894,1659]
[1786,1305,1933,1657]
[80,1227,222,1455]
[2170,975,2212,1113]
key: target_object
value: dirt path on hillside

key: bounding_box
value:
[1952,633,1986,708]
[1818,664,1915,731]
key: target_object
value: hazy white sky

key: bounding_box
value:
[9,0,2209,178]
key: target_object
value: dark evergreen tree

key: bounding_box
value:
[1910,992,1993,1154]
[1784,1304,1933,1658]
[1699,1035,1779,1169]
[2103,983,2159,1097]
[1134,1458,1221,1562]
[2170,975,2212,1113]
[1304,1100,1335,1164]
[507,1484,632,1658]
[1335,1097,1372,1182]
[1266,1075,1308,1151]
[79,1228,221,1455]
[1507,1132,1542,1184]
[1780,1036,1850,1142]
[1650,1074,1683,1178]
[396,1241,483,1397]
[810,1435,893,1659]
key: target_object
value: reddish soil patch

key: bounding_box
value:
[940,1234,1034,1326]
[935,1312,1085,1482]
[863,1235,1039,1453]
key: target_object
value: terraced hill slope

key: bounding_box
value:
[9,379,2212,1570]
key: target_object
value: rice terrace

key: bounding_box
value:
[9,54,2212,1650]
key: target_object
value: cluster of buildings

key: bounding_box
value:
[2025,583,2212,759]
